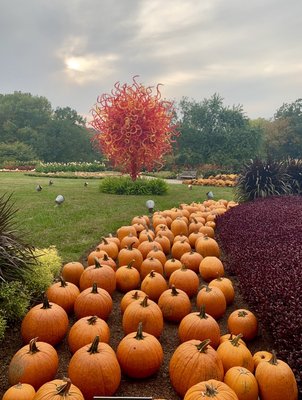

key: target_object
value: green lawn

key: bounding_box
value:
[0,172,235,263]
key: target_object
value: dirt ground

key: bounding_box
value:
[0,268,274,399]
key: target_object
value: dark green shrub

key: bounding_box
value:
[0,193,37,282]
[235,159,291,202]
[99,177,168,195]
[0,316,6,341]
[0,281,30,323]
[285,158,302,194]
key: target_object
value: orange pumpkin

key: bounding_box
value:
[154,233,171,255]
[146,246,167,266]
[79,258,116,295]
[163,257,182,278]
[169,265,199,298]
[116,224,137,242]
[117,243,143,272]
[140,270,168,302]
[74,283,113,320]
[140,256,164,279]
[8,338,59,390]
[120,232,140,249]
[209,277,235,305]
[253,350,272,367]
[183,379,238,400]
[21,296,69,346]
[97,237,119,259]
[224,366,259,400]
[2,383,35,400]
[255,351,298,400]
[115,261,141,292]
[178,305,221,348]
[32,378,84,400]
[195,235,220,258]
[122,296,163,337]
[138,235,163,259]
[120,289,146,314]
[216,334,254,373]
[46,276,80,314]
[227,309,258,341]
[116,322,163,378]
[158,285,192,322]
[199,256,224,281]
[180,250,203,273]
[196,285,226,319]
[68,336,121,400]
[171,239,192,260]
[169,339,224,397]
[68,315,110,353]
[61,261,84,287]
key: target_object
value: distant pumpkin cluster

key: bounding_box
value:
[183,174,238,187]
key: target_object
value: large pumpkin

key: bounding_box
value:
[196,285,226,319]
[2,383,35,400]
[68,336,121,400]
[116,322,163,378]
[32,378,84,400]
[199,256,224,281]
[8,338,59,390]
[183,379,238,400]
[79,257,116,295]
[255,351,298,400]
[21,296,69,346]
[115,261,141,293]
[209,277,235,305]
[141,270,168,302]
[169,339,224,397]
[158,285,192,322]
[195,235,220,258]
[120,289,146,314]
[169,265,199,298]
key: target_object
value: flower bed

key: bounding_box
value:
[215,195,302,390]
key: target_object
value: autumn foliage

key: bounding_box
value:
[90,76,179,180]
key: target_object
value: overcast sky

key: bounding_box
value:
[1,0,301,121]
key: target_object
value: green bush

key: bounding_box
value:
[285,158,302,194]
[99,177,168,195]
[235,159,291,202]
[35,161,106,173]
[23,246,62,300]
[0,281,30,323]
[0,315,6,341]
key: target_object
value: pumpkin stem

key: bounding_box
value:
[58,276,68,287]
[147,235,153,242]
[230,333,243,347]
[87,335,100,354]
[134,322,145,340]
[195,338,211,353]
[102,253,109,261]
[149,270,156,278]
[180,264,187,271]
[131,291,140,300]
[268,350,278,366]
[127,242,135,250]
[94,257,103,268]
[171,285,179,296]
[204,383,218,396]
[56,378,72,395]
[198,305,208,319]
[140,295,149,307]
[201,284,211,292]
[87,316,98,325]
[238,310,249,317]
[28,337,40,354]
[101,237,109,245]
[126,260,135,269]
[41,295,52,309]
[91,282,98,293]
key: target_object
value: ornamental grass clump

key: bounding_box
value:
[235,158,291,202]
[285,157,302,194]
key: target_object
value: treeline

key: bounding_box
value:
[0,92,101,165]
[1,91,301,171]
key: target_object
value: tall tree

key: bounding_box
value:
[176,94,263,169]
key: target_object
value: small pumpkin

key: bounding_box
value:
[158,285,192,322]
[253,350,272,367]
[116,322,163,378]
[68,315,110,353]
[209,277,235,305]
[117,243,143,272]
[115,260,141,292]
[178,305,221,348]
[120,289,146,314]
[140,256,164,280]
[2,383,35,400]
[140,270,168,302]
[46,276,80,314]
[163,257,182,278]
[183,379,238,400]
[180,250,203,273]
[199,256,224,281]
[195,235,220,258]
[171,239,192,260]
[122,295,163,337]
[196,285,226,319]
[32,378,84,400]
[97,237,119,259]
[8,338,59,390]
[227,309,258,341]
[79,257,116,295]
[61,261,84,287]
[224,366,259,400]
[169,265,199,298]
[74,283,113,320]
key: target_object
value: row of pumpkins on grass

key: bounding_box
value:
[3,199,299,400]
[182,174,238,187]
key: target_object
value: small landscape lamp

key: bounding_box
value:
[55,194,65,206]
[206,191,214,200]
[188,184,192,190]
[146,199,155,214]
